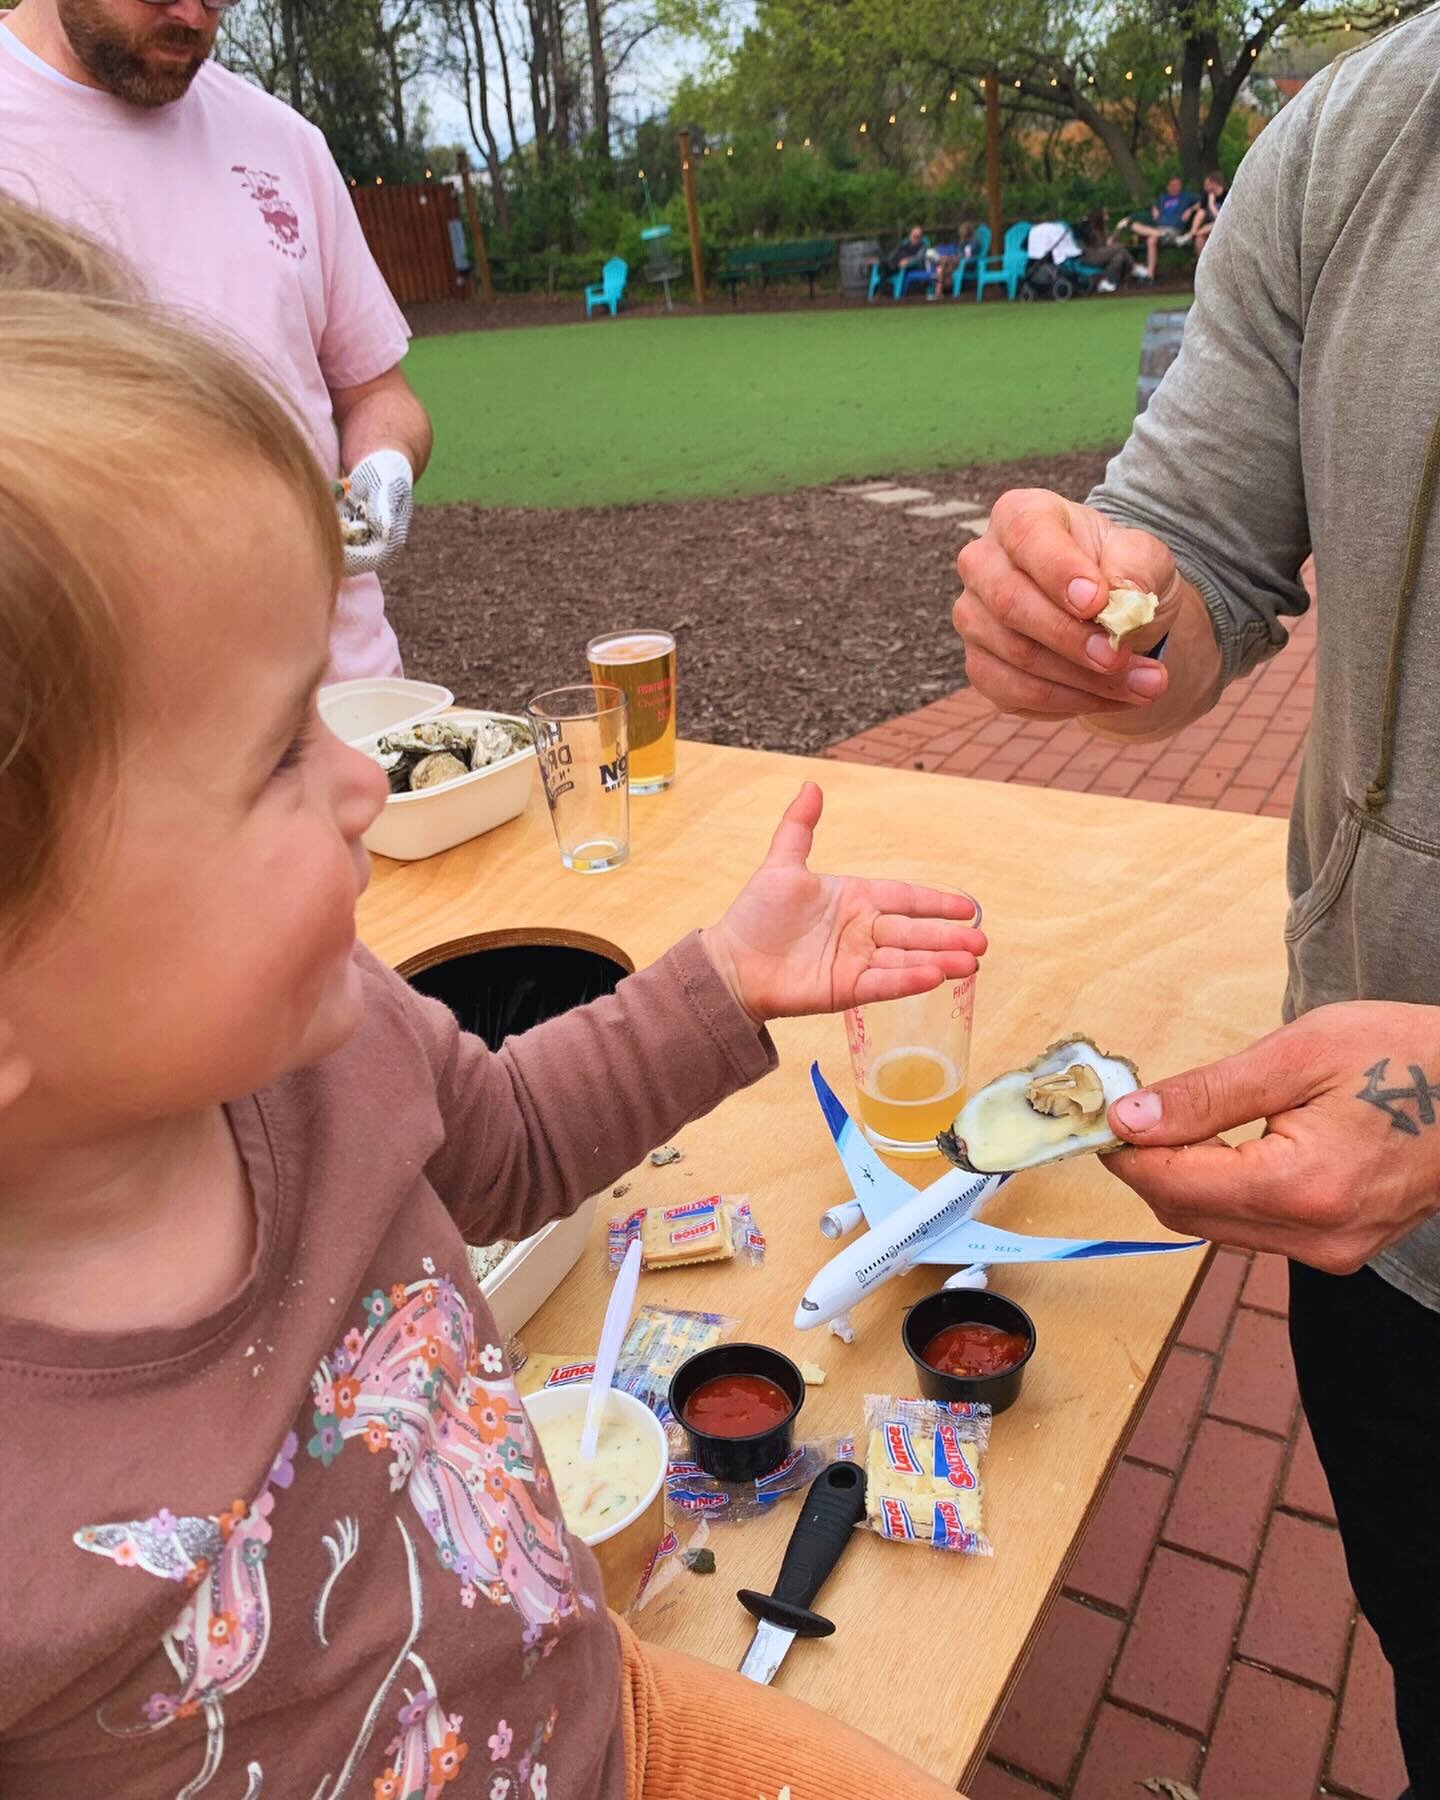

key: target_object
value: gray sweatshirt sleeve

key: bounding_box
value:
[1089,83,1327,687]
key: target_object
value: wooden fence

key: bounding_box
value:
[351,180,469,305]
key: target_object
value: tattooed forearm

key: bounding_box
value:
[1356,1059,1440,1136]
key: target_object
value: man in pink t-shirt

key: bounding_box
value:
[0,0,433,682]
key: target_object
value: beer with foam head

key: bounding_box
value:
[586,630,676,793]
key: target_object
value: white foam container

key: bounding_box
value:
[477,1193,601,1340]
[319,677,536,862]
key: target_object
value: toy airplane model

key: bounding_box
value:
[795,1063,1203,1339]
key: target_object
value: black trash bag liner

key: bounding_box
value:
[406,943,628,1051]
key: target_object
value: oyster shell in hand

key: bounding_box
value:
[937,1037,1140,1173]
[1095,584,1159,651]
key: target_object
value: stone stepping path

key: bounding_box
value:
[907,499,988,522]
[856,485,936,506]
[831,480,990,532]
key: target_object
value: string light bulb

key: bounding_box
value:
[859,120,868,132]
[1164,62,1173,73]
[726,145,733,156]
[375,175,383,185]
[888,111,896,122]
[1013,78,1021,86]
[1049,76,1057,86]
[1206,54,1215,64]
[775,138,783,149]
[803,135,812,146]
[637,168,645,178]
[1250,44,1258,54]
[919,102,927,112]
[948,89,957,100]
[1124,67,1133,78]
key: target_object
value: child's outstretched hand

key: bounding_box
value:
[701,782,987,1027]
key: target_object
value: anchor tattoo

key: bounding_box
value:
[1356,1059,1440,1136]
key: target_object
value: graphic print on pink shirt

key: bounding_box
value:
[70,1263,579,1797]
[307,1270,576,1628]
[228,165,307,260]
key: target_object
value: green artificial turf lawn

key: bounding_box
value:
[404,296,1188,510]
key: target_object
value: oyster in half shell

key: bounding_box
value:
[937,1037,1140,1174]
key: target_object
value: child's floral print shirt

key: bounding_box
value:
[0,936,773,1796]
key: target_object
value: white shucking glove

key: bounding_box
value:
[340,449,414,576]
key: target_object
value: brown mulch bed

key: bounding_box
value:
[384,446,1115,757]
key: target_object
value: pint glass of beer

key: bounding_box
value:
[843,892,981,1158]
[586,630,676,794]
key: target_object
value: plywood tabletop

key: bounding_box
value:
[359,739,1291,1788]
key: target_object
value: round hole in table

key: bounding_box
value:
[399,930,633,1052]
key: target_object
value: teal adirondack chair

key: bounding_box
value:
[867,238,930,301]
[585,257,627,318]
[974,222,1031,302]
[951,224,991,297]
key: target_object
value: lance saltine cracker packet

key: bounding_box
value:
[606,1196,765,1271]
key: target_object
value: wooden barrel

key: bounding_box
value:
[840,238,881,295]
[1136,307,1190,414]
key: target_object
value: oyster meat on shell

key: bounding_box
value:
[938,1037,1141,1174]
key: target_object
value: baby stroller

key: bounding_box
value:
[1019,256,1075,301]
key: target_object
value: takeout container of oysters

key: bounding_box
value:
[319,677,536,861]
[524,1383,669,1611]
[902,1289,1037,1415]
[668,1343,806,1483]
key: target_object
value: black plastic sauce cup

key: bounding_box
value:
[902,1289,1037,1416]
[668,1343,805,1483]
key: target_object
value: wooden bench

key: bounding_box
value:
[719,238,835,303]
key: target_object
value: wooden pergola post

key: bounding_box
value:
[985,73,1003,249]
[456,149,496,303]
[677,129,706,305]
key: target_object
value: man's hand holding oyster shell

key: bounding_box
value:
[953,489,1220,731]
[1103,1004,1440,1274]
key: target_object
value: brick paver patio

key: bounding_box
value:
[968,1250,1405,1800]
[829,609,1316,817]
[826,604,1408,1795]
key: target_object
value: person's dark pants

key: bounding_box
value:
[1092,246,1132,284]
[1289,1261,1440,1799]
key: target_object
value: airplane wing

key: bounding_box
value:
[910,1219,1206,1266]
[810,1061,920,1226]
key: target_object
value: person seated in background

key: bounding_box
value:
[1185,171,1227,254]
[1077,208,1137,294]
[872,224,928,286]
[1117,176,1198,279]
[923,223,977,300]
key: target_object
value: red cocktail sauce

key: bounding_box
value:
[682,1373,794,1438]
[922,1322,1029,1379]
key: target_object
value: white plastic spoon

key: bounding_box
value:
[580,1236,643,1461]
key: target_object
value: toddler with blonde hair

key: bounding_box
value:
[0,198,984,1799]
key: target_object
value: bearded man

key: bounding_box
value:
[0,0,433,681]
